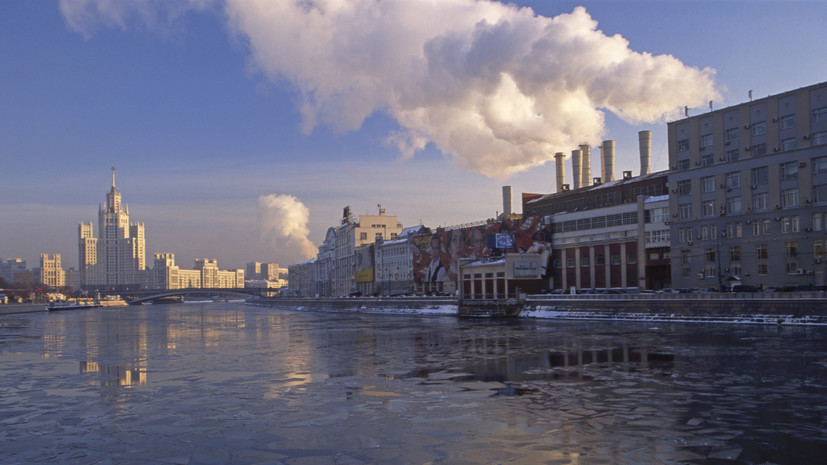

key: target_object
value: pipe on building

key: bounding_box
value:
[639,130,651,176]
[571,149,582,190]
[601,140,615,182]
[579,144,591,188]
[554,152,566,192]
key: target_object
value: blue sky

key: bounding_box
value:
[1,0,826,271]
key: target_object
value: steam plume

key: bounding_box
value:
[257,194,317,261]
[60,0,720,179]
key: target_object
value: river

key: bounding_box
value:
[1,303,825,464]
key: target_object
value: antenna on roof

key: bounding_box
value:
[684,106,689,117]
[748,90,753,101]
[709,100,713,111]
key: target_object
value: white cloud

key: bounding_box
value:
[60,0,720,179]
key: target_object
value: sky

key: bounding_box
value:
[1,0,826,271]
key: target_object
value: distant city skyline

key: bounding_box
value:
[2,1,826,269]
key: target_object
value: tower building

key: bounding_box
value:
[78,168,146,290]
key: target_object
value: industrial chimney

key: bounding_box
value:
[580,144,591,187]
[571,149,582,190]
[554,152,566,193]
[602,140,615,182]
[502,185,513,216]
[639,130,652,176]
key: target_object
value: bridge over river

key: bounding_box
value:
[125,287,275,305]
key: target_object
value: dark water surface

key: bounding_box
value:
[1,303,825,464]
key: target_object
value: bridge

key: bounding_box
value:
[125,288,276,305]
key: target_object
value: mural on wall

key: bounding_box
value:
[413,217,552,285]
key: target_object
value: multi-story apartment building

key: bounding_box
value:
[150,253,244,290]
[374,225,429,296]
[78,168,146,290]
[332,206,403,296]
[0,258,27,284]
[39,253,65,288]
[669,81,827,289]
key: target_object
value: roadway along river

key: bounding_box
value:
[1,303,825,464]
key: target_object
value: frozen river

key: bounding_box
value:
[1,303,825,464]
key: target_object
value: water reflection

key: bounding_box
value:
[0,304,824,464]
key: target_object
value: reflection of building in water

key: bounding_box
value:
[80,361,147,386]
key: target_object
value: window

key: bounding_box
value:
[677,180,691,196]
[763,219,771,235]
[814,213,823,231]
[725,128,739,141]
[705,265,717,278]
[815,240,824,259]
[785,241,798,258]
[725,172,741,189]
[700,134,713,149]
[757,244,768,260]
[752,192,768,211]
[678,139,689,152]
[814,107,827,122]
[375,232,383,240]
[782,216,791,233]
[752,166,769,185]
[751,121,767,136]
[567,257,575,268]
[679,203,692,219]
[360,232,368,240]
[677,159,690,171]
[781,138,797,151]
[681,249,692,265]
[581,256,590,267]
[780,161,798,181]
[705,248,716,262]
[725,149,740,162]
[702,200,715,217]
[781,188,799,208]
[814,156,827,175]
[648,207,669,223]
[679,227,692,243]
[596,254,605,266]
[610,255,621,265]
[731,264,742,276]
[701,176,716,193]
[779,114,796,129]
[730,246,741,261]
[813,131,827,146]
[726,196,742,214]
[751,143,767,157]
[757,263,768,276]
[792,215,800,233]
[727,222,742,238]
[702,225,710,240]
[627,254,637,264]
[701,154,714,166]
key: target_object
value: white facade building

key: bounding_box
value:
[78,168,146,290]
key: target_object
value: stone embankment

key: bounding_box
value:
[0,303,46,315]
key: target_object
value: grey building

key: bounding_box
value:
[668,81,827,289]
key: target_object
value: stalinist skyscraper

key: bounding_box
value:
[78,168,146,289]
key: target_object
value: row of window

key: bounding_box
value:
[677,213,827,243]
[677,157,827,196]
[679,108,827,153]
[554,253,636,268]
[551,211,639,233]
[680,240,813,277]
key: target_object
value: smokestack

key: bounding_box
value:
[602,140,615,182]
[639,130,651,176]
[554,152,566,192]
[571,149,582,190]
[502,185,513,216]
[580,144,591,187]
